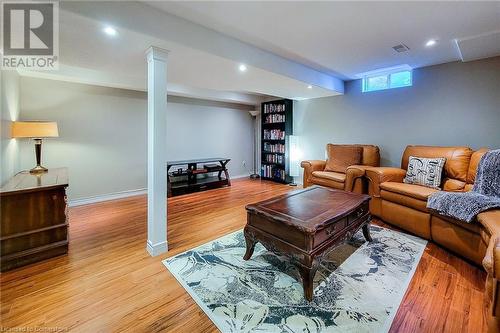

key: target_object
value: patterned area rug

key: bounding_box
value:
[163,226,426,333]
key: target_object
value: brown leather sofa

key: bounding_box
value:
[365,145,500,332]
[301,144,380,194]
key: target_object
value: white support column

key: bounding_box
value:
[146,46,169,256]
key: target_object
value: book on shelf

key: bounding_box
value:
[264,113,285,124]
[264,153,284,164]
[263,129,285,140]
[263,103,286,114]
[263,142,285,153]
[261,165,285,181]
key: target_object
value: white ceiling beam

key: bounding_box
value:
[60,1,344,95]
[17,65,265,106]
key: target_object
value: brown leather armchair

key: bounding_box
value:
[365,145,500,333]
[301,144,380,194]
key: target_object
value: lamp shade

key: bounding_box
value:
[11,121,59,138]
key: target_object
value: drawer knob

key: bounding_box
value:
[326,224,337,235]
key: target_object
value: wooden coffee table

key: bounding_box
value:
[243,185,371,301]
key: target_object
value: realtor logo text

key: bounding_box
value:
[1,1,59,70]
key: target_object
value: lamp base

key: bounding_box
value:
[30,165,48,174]
[249,174,260,179]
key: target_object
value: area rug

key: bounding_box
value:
[163,225,426,333]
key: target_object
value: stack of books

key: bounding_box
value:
[264,153,284,164]
[261,165,285,180]
[263,129,285,140]
[264,113,285,124]
[263,103,286,114]
[263,142,285,153]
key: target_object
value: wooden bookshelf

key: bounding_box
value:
[261,99,293,184]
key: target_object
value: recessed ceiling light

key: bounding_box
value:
[239,64,247,72]
[307,85,313,89]
[425,39,437,47]
[103,26,117,36]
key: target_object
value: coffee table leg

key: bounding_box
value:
[362,223,372,242]
[298,262,318,302]
[243,230,257,260]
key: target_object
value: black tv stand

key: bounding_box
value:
[167,158,231,197]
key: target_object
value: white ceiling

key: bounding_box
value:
[25,1,344,105]
[57,10,327,101]
[149,1,500,79]
[23,1,500,104]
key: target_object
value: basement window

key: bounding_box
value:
[361,66,412,92]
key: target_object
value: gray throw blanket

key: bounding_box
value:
[427,149,500,223]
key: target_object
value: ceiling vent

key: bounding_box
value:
[392,44,410,53]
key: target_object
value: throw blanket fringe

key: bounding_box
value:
[427,149,500,223]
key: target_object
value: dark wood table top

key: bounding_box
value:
[167,158,230,166]
[0,168,68,195]
[246,186,370,234]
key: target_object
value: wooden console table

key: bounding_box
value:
[167,158,231,197]
[0,168,69,271]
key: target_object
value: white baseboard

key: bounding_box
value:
[232,174,252,179]
[147,240,168,256]
[69,188,147,207]
[68,175,252,207]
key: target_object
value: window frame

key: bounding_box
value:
[361,66,413,93]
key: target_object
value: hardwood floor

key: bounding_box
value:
[0,179,487,332]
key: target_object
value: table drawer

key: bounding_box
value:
[313,217,348,247]
[348,203,369,224]
[247,212,307,248]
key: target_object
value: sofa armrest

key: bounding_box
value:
[365,167,407,197]
[300,160,326,188]
[344,165,369,192]
[479,211,500,278]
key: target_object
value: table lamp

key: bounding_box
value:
[11,121,59,174]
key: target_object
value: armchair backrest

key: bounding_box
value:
[326,144,380,167]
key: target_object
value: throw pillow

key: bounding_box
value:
[404,156,446,189]
[324,145,363,173]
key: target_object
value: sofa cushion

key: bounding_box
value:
[381,190,429,212]
[325,145,363,173]
[326,144,380,167]
[312,171,346,183]
[403,156,446,189]
[380,182,438,200]
[401,145,473,182]
[309,176,345,189]
[464,184,474,192]
[467,148,489,184]
[442,178,467,192]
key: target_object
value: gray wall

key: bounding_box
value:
[294,56,500,181]
[0,70,20,186]
[19,77,255,200]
